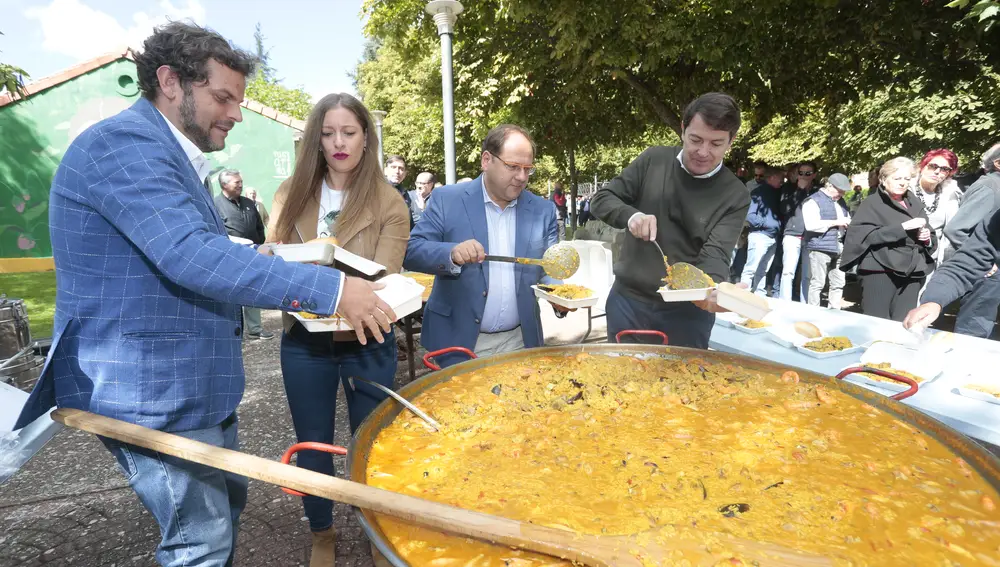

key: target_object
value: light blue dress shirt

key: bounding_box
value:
[480,185,520,332]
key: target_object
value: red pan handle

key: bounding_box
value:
[615,330,669,345]
[836,366,919,401]
[422,346,477,371]
[280,442,348,496]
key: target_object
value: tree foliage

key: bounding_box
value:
[947,0,1000,32]
[251,23,277,83]
[241,24,311,120]
[359,1,997,181]
[244,75,312,120]
[0,31,30,100]
[746,70,1000,172]
[363,0,995,136]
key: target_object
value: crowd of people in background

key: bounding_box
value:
[728,145,1000,331]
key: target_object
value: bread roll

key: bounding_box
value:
[308,236,339,247]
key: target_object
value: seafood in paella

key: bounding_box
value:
[366,353,999,566]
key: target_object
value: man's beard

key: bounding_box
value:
[179,86,222,153]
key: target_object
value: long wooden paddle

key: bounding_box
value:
[52,408,832,567]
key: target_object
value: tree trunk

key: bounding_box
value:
[614,68,683,136]
[569,147,579,234]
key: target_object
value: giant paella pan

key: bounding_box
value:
[347,343,1000,566]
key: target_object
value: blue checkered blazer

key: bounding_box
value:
[15,98,344,432]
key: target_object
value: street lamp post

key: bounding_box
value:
[371,110,387,170]
[426,0,463,185]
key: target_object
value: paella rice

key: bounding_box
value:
[803,337,853,352]
[366,353,1000,566]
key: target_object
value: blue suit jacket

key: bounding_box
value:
[15,99,344,432]
[403,176,558,368]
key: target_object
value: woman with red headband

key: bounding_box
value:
[913,149,962,285]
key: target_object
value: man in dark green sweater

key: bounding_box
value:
[590,93,751,348]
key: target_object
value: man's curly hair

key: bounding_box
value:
[134,21,255,101]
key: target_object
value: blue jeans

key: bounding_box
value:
[954,271,1000,339]
[280,324,398,532]
[606,285,715,349]
[100,414,247,567]
[740,232,777,296]
[779,235,810,302]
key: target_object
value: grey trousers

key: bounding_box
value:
[474,327,525,358]
[243,307,263,335]
[807,250,845,309]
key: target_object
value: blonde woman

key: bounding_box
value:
[266,93,409,564]
[841,157,936,321]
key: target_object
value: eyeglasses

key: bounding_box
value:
[798,170,816,176]
[489,151,535,176]
[926,163,954,174]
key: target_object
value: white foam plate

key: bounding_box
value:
[765,325,817,349]
[334,246,386,276]
[228,235,254,246]
[274,243,335,265]
[273,243,387,276]
[532,285,600,309]
[658,287,713,302]
[731,320,771,335]
[715,312,741,328]
[952,386,1000,406]
[795,341,867,359]
[840,342,942,393]
[291,274,424,332]
[765,324,867,357]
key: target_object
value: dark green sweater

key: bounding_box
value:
[590,146,750,301]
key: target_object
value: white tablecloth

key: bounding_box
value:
[709,298,1000,448]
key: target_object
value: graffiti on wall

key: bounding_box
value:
[0,58,299,260]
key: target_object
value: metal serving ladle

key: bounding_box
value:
[484,243,581,280]
[347,376,441,431]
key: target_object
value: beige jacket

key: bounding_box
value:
[267,181,410,336]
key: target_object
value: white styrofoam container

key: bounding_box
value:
[716,291,771,322]
[765,324,867,357]
[765,324,819,348]
[658,287,713,302]
[795,341,867,359]
[841,341,943,393]
[274,243,335,265]
[273,243,387,276]
[731,320,771,335]
[334,246,386,276]
[951,386,1000,406]
[715,312,741,328]
[228,235,254,246]
[291,274,424,332]
[531,285,600,309]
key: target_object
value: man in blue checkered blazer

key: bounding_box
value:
[14,22,394,567]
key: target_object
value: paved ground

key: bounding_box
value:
[0,304,604,567]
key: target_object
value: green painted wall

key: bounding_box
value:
[0,58,298,260]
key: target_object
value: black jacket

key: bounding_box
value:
[841,188,936,277]
[922,210,1000,308]
[213,193,265,245]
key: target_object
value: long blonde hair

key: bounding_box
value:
[274,93,387,243]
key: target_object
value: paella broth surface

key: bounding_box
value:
[366,354,1000,566]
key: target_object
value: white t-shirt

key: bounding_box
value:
[317,178,345,238]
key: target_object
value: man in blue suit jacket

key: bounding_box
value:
[14,23,392,567]
[404,124,559,368]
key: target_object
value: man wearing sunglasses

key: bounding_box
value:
[404,124,561,367]
[777,161,821,301]
[590,92,751,349]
